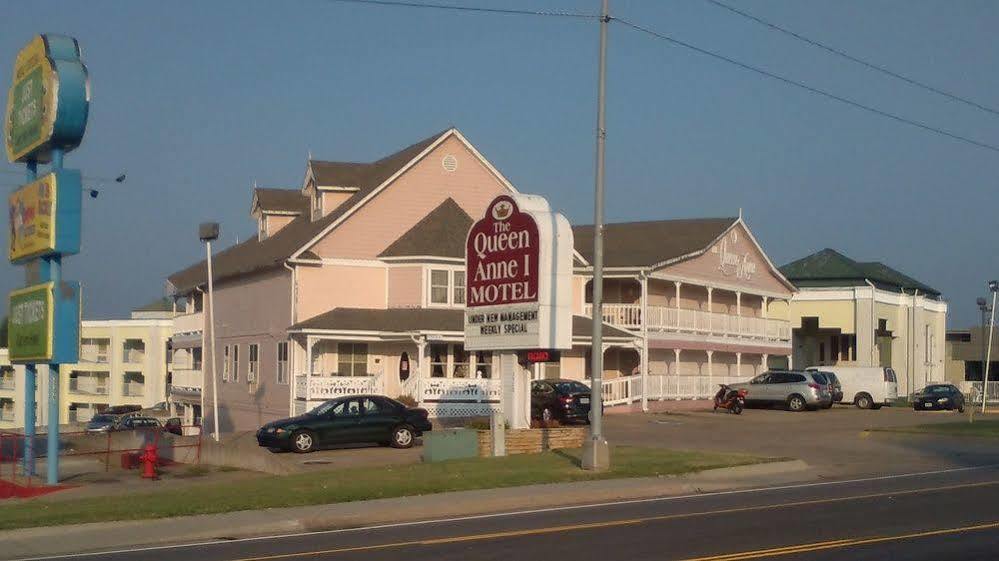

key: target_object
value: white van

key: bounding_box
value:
[805,366,898,409]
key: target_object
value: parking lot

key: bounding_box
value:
[605,403,999,479]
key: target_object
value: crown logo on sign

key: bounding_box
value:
[492,200,513,221]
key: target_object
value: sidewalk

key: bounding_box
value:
[1,460,809,560]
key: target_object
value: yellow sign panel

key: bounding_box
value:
[9,173,57,262]
[5,36,59,162]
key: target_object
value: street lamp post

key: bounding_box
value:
[978,297,990,387]
[200,223,221,441]
[982,281,998,414]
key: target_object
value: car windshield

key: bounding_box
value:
[827,373,839,384]
[925,386,950,394]
[90,415,114,423]
[555,381,590,394]
[308,400,340,416]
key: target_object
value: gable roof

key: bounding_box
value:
[167,129,450,293]
[572,217,737,268]
[780,248,940,297]
[252,188,307,214]
[379,198,473,259]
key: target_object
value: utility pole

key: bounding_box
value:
[982,281,998,413]
[200,223,221,441]
[583,0,611,471]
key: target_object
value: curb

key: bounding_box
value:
[1,460,811,560]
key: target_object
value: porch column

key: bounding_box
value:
[640,274,649,412]
[307,336,316,377]
[736,291,742,338]
[674,281,682,329]
[706,350,713,397]
[707,287,714,335]
[417,338,428,380]
[762,296,770,340]
[762,353,768,371]
[736,352,742,379]
[673,348,681,399]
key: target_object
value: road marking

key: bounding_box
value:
[678,521,999,560]
[221,479,999,561]
[12,462,999,561]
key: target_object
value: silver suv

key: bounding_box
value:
[731,370,832,412]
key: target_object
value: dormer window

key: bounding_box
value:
[258,215,267,241]
[311,189,323,221]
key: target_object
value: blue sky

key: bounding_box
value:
[2,0,997,327]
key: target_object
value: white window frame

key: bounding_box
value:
[248,343,259,383]
[232,345,240,383]
[222,345,231,382]
[425,265,466,308]
[276,341,289,385]
[337,343,369,377]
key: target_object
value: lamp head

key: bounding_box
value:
[990,280,999,293]
[199,222,220,242]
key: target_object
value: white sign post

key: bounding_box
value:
[465,194,573,433]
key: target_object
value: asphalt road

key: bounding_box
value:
[20,463,999,561]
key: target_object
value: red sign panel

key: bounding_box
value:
[465,196,540,308]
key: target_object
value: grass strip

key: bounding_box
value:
[0,446,769,531]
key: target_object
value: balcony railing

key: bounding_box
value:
[173,312,204,335]
[171,368,203,390]
[79,349,109,363]
[122,382,145,397]
[0,378,15,391]
[585,303,791,342]
[0,409,14,422]
[69,377,109,395]
[295,374,384,401]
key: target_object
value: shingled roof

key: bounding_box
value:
[289,307,635,340]
[379,198,472,259]
[780,248,940,297]
[168,129,450,293]
[572,217,737,268]
[252,188,307,214]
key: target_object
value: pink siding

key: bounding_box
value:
[309,136,511,259]
[660,223,792,296]
[388,267,423,308]
[266,214,296,237]
[207,268,293,432]
[297,265,387,321]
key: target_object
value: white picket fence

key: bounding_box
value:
[965,382,999,404]
[600,374,750,406]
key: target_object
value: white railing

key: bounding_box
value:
[122,382,145,397]
[0,409,14,422]
[599,374,751,405]
[0,377,15,391]
[171,368,203,390]
[966,382,999,404]
[173,312,204,335]
[69,377,109,395]
[295,374,385,400]
[585,303,791,342]
[123,349,146,364]
[79,348,109,363]
[399,375,422,400]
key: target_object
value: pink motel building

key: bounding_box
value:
[166,128,796,432]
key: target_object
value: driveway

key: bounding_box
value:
[604,404,999,478]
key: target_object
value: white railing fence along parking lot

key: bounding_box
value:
[599,374,751,405]
[584,304,791,341]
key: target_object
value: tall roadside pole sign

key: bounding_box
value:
[465,194,573,430]
[5,34,89,485]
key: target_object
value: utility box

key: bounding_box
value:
[421,429,479,463]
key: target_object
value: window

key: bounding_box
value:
[430,270,449,305]
[337,343,368,377]
[453,271,466,304]
[232,345,240,382]
[453,344,469,378]
[222,345,230,382]
[192,347,203,370]
[430,344,447,377]
[248,344,259,383]
[332,398,362,417]
[474,351,492,379]
[123,339,146,363]
[81,338,110,363]
[361,398,383,414]
[276,342,289,384]
[123,372,145,397]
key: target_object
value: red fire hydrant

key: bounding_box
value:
[140,443,158,480]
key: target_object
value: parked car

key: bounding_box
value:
[116,416,162,431]
[912,384,965,412]
[256,395,432,453]
[163,417,184,436]
[530,379,593,423]
[806,366,898,409]
[729,370,832,412]
[86,414,119,433]
[105,405,142,416]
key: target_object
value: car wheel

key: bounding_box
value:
[957,403,965,413]
[291,430,316,454]
[787,394,807,412]
[541,408,554,423]
[391,424,415,449]
[855,393,873,410]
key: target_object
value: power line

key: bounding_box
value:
[322,0,597,18]
[614,17,999,155]
[0,169,125,184]
[701,0,999,118]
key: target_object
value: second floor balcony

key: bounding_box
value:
[69,373,109,396]
[585,303,791,342]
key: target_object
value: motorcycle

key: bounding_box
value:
[713,384,747,415]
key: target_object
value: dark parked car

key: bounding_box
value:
[116,416,162,431]
[913,384,965,412]
[530,379,592,423]
[256,395,432,453]
[86,414,119,433]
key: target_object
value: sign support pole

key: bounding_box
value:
[583,0,611,471]
[982,289,997,413]
[22,160,38,478]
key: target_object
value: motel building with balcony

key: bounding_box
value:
[165,128,794,433]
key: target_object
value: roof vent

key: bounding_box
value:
[442,154,458,172]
